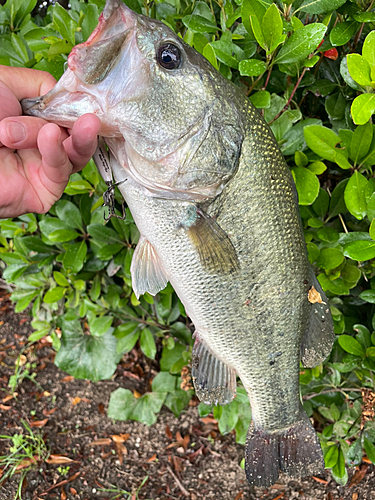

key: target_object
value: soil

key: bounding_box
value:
[1,289,375,500]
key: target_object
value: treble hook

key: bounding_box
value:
[102,180,127,222]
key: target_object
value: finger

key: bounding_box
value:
[37,123,74,198]
[0,116,69,150]
[0,81,22,121]
[63,114,101,171]
[0,65,56,102]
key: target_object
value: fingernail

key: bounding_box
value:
[6,121,26,143]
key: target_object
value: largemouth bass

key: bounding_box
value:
[22,0,335,487]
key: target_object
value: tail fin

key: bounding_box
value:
[245,406,324,487]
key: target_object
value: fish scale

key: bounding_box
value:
[21,0,335,486]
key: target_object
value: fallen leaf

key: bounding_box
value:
[2,393,17,403]
[43,407,58,416]
[70,487,77,495]
[349,464,368,487]
[61,488,67,500]
[16,457,38,470]
[312,476,328,484]
[115,442,127,463]
[200,417,217,424]
[72,397,81,406]
[90,438,112,446]
[362,456,372,464]
[147,454,157,462]
[43,391,51,397]
[0,404,11,411]
[166,425,173,439]
[98,403,105,415]
[19,318,28,325]
[133,390,141,398]
[111,433,130,443]
[272,493,285,500]
[61,376,74,383]
[352,493,358,500]
[234,492,243,500]
[308,286,325,304]
[30,419,48,428]
[46,455,75,464]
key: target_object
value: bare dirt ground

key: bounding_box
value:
[1,289,375,500]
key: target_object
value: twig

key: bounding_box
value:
[166,465,189,497]
[0,278,14,292]
[303,388,363,401]
[268,67,308,125]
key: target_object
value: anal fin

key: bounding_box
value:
[130,236,168,299]
[192,335,236,406]
[301,272,335,368]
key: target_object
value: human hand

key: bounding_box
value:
[0,65,101,219]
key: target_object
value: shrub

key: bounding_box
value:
[1,0,375,485]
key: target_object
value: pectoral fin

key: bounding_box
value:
[301,273,335,368]
[192,335,237,405]
[186,208,239,274]
[131,236,168,298]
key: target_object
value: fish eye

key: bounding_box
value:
[157,43,181,70]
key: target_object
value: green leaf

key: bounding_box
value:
[63,241,87,273]
[160,342,186,371]
[298,0,346,14]
[364,438,375,464]
[317,248,344,270]
[53,2,76,45]
[130,392,166,426]
[53,271,69,287]
[116,329,140,354]
[87,224,122,243]
[249,90,270,108]
[202,43,218,69]
[81,3,98,42]
[304,125,349,168]
[11,33,29,63]
[55,316,118,382]
[351,122,373,164]
[344,240,375,261]
[275,24,326,65]
[291,167,320,205]
[55,200,83,231]
[308,161,327,175]
[48,229,80,243]
[239,58,266,76]
[338,335,365,357]
[329,179,348,218]
[140,328,157,359]
[330,21,359,47]
[262,3,283,53]
[344,172,368,220]
[165,389,192,417]
[217,400,239,435]
[89,316,113,337]
[182,14,218,33]
[359,290,375,303]
[347,54,372,87]
[351,94,375,126]
[324,445,339,468]
[43,287,66,304]
[363,31,375,67]
[14,289,40,313]
[107,388,135,421]
[152,371,177,393]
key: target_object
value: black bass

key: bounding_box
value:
[22,0,335,487]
